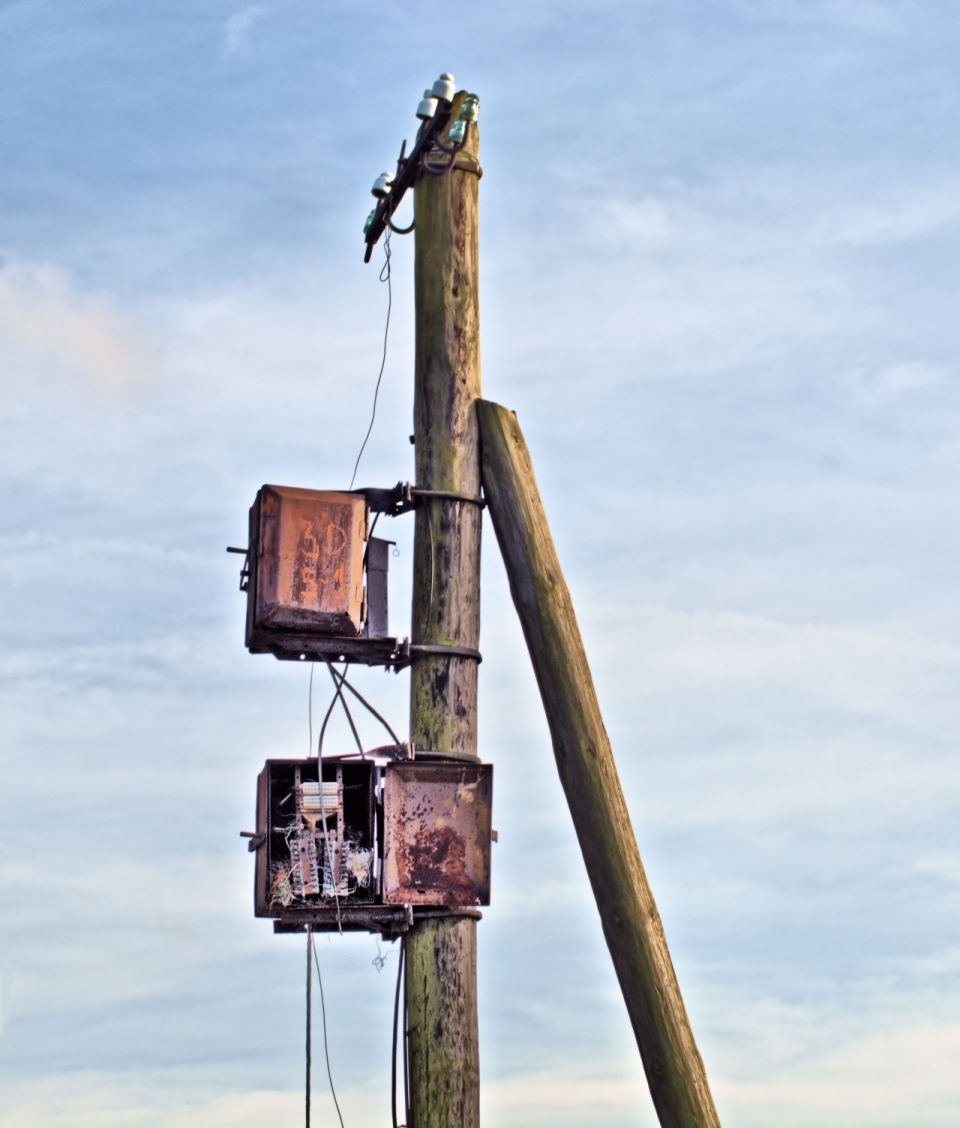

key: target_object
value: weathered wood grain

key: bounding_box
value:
[406,90,482,1128]
[406,918,479,1128]
[477,399,721,1128]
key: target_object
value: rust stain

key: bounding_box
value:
[255,487,365,636]
[382,762,492,906]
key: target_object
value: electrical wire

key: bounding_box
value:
[391,937,406,1128]
[311,658,402,938]
[308,662,315,759]
[313,933,346,1128]
[314,665,346,932]
[325,662,366,756]
[403,947,410,1126]
[331,668,401,746]
[349,228,392,491]
[316,673,342,760]
[306,931,313,1128]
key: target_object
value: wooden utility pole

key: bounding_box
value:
[477,401,722,1128]
[406,90,483,1128]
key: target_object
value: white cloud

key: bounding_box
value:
[719,1021,960,1127]
[223,6,266,57]
[828,186,960,247]
[482,1069,653,1127]
[0,262,153,390]
[862,360,949,397]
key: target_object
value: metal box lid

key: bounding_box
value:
[251,485,366,638]
[382,761,492,906]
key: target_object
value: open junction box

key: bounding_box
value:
[247,750,493,938]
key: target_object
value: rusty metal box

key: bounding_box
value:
[246,485,366,644]
[250,756,492,933]
[253,758,378,920]
[383,761,492,907]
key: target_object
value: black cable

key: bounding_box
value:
[313,935,346,1128]
[315,671,345,931]
[335,671,401,745]
[306,931,312,1128]
[349,229,392,491]
[325,662,366,756]
[318,663,402,752]
[403,944,410,1127]
[316,682,340,759]
[391,938,405,1128]
[366,510,382,551]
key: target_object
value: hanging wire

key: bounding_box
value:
[308,662,315,759]
[306,932,313,1128]
[315,672,343,759]
[313,934,346,1128]
[325,662,366,756]
[349,228,392,490]
[315,658,401,758]
[311,658,402,936]
[391,937,408,1128]
[403,949,410,1125]
[330,666,401,746]
[314,666,347,933]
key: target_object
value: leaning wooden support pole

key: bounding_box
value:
[477,400,721,1128]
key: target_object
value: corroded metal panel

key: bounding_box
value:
[253,485,365,637]
[365,536,391,638]
[383,762,492,906]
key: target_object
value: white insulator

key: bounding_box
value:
[416,91,439,120]
[371,171,394,198]
[431,73,456,101]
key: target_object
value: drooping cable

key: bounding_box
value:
[313,934,346,1128]
[391,937,405,1128]
[315,674,342,760]
[349,228,392,491]
[331,667,401,746]
[308,662,315,759]
[306,931,313,1128]
[325,662,366,756]
[314,665,346,932]
[403,941,410,1126]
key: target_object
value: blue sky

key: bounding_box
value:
[2,2,960,1125]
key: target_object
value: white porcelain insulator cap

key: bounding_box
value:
[431,73,456,101]
[371,172,394,198]
[416,95,438,120]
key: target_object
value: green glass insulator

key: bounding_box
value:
[363,208,376,234]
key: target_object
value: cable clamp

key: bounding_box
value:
[351,482,486,515]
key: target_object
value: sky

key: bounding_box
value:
[1,1,960,1126]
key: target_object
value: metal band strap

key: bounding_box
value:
[409,643,482,663]
[413,488,486,508]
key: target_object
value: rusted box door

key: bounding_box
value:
[383,761,492,906]
[248,485,366,638]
